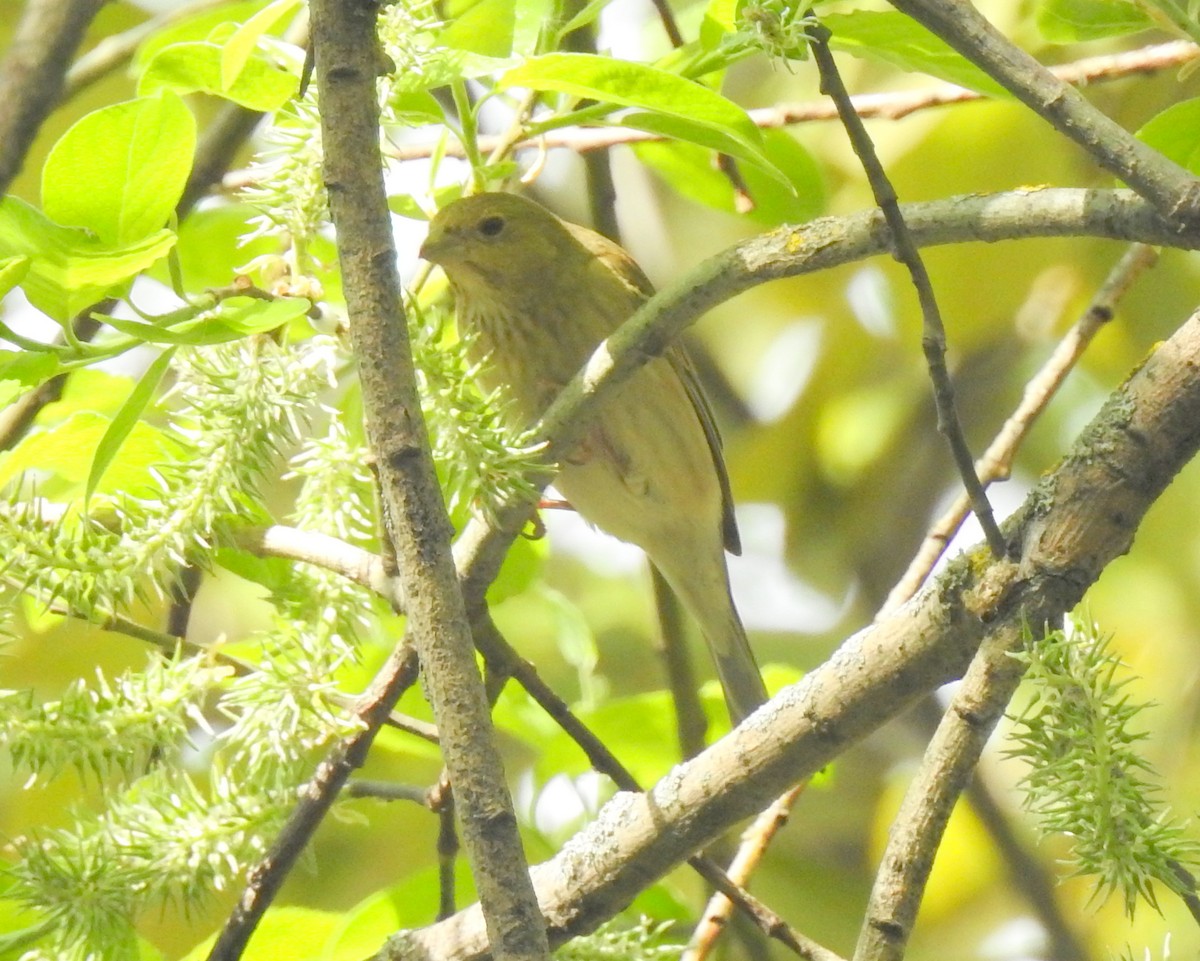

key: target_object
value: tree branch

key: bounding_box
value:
[0,0,107,198]
[395,303,1200,960]
[881,241,1159,615]
[208,3,550,961]
[451,187,1200,615]
[853,628,1027,961]
[887,0,1200,222]
[808,16,1005,555]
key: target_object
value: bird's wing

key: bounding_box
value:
[570,221,742,556]
[668,346,741,556]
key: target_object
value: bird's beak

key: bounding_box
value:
[419,223,446,264]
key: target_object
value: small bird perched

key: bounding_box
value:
[420,192,767,724]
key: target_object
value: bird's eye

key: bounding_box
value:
[478,215,506,238]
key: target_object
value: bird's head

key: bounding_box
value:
[420,192,580,293]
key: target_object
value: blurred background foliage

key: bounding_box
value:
[3,0,1200,959]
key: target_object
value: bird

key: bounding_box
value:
[420,191,767,724]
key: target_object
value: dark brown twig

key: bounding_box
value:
[470,616,839,960]
[684,783,808,961]
[806,16,1005,557]
[207,643,422,961]
[880,242,1159,616]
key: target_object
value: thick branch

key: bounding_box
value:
[0,0,106,197]
[887,0,1200,222]
[397,304,1200,960]
[301,4,548,961]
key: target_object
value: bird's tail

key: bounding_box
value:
[653,561,767,725]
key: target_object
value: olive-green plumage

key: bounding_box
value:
[421,192,767,723]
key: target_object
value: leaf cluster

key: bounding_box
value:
[1007,615,1200,917]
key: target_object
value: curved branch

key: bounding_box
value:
[452,186,1200,609]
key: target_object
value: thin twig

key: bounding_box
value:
[223,41,1200,185]
[684,783,808,961]
[853,628,1027,961]
[207,642,422,961]
[346,773,461,920]
[431,774,460,921]
[806,17,1005,555]
[880,242,1159,616]
[470,616,841,960]
[647,0,684,47]
[347,781,431,804]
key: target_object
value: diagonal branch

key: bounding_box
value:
[887,0,1200,222]
[881,241,1159,615]
[0,0,107,197]
[395,301,1200,960]
[853,627,1027,961]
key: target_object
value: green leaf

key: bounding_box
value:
[147,203,274,291]
[701,0,739,47]
[221,0,303,89]
[1036,0,1155,41]
[0,197,176,321]
[555,0,611,40]
[388,89,446,125]
[0,350,59,408]
[438,0,516,57]
[1138,98,1200,173]
[0,255,30,297]
[0,410,178,496]
[634,129,825,224]
[86,348,176,503]
[822,11,1009,97]
[620,111,792,190]
[133,0,275,70]
[42,92,196,246]
[139,41,298,110]
[389,185,463,221]
[503,53,767,153]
